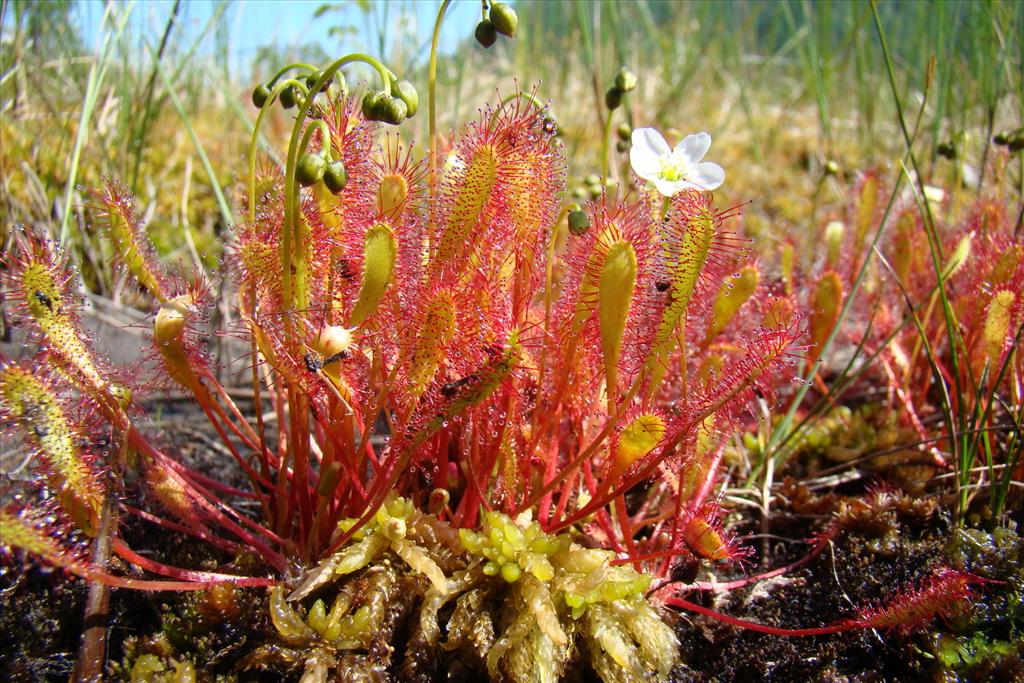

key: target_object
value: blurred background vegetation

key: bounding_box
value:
[1,0,1022,297]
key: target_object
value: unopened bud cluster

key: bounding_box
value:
[250,62,420,196]
[361,77,419,125]
[252,69,348,112]
[476,2,518,48]
[994,127,1024,152]
[605,67,637,111]
[297,150,348,192]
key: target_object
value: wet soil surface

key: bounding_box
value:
[670,480,1024,682]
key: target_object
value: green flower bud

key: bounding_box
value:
[824,160,840,176]
[614,67,637,92]
[323,160,348,194]
[616,122,632,141]
[489,2,518,38]
[584,174,600,187]
[305,70,332,93]
[392,79,419,117]
[568,209,591,236]
[361,91,386,121]
[475,20,497,48]
[379,96,408,126]
[605,86,624,110]
[251,84,271,108]
[615,139,629,153]
[296,153,327,187]
[280,85,298,109]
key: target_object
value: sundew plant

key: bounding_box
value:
[0,3,998,681]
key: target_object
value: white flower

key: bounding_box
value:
[923,185,945,203]
[629,128,724,196]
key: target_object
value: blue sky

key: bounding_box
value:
[74,0,482,75]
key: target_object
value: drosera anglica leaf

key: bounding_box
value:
[432,96,563,281]
[378,173,410,219]
[404,289,458,399]
[845,568,988,636]
[435,143,498,274]
[557,196,657,390]
[705,264,759,343]
[348,223,397,327]
[853,173,879,256]
[809,271,843,366]
[605,413,665,485]
[976,288,1020,377]
[3,230,124,417]
[644,190,746,392]
[598,240,637,405]
[87,178,171,303]
[0,363,103,535]
[154,294,204,393]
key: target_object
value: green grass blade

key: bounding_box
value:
[153,50,234,229]
[58,1,136,243]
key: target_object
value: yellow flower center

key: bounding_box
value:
[658,156,688,182]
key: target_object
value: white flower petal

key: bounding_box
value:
[629,143,662,181]
[923,185,945,203]
[686,162,725,191]
[674,132,712,165]
[631,127,671,157]
[652,176,688,197]
[959,163,979,189]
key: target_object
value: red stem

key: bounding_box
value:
[195,391,276,491]
[688,535,831,592]
[614,494,639,565]
[136,443,287,570]
[662,595,853,636]
[112,540,277,587]
[120,504,241,554]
